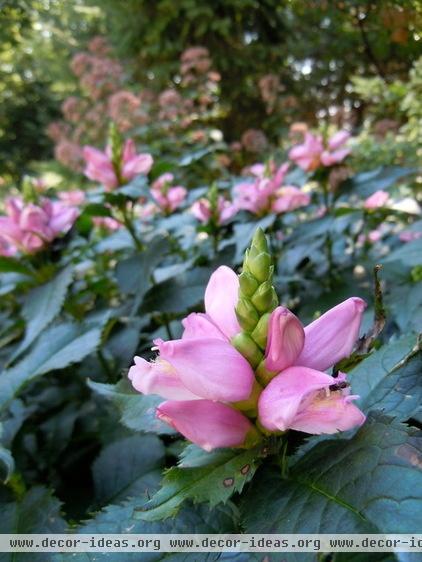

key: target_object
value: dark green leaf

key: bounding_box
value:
[9,266,73,363]
[0,317,107,411]
[88,379,174,435]
[92,435,165,506]
[138,446,263,521]
[243,416,422,540]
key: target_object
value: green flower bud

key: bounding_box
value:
[232,332,263,368]
[239,271,259,297]
[255,358,278,386]
[248,252,272,282]
[251,281,277,312]
[250,227,269,254]
[251,313,271,350]
[232,379,263,418]
[236,298,259,332]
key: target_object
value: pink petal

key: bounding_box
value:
[157,337,254,402]
[291,393,366,435]
[258,366,335,431]
[295,297,366,372]
[364,190,389,210]
[328,130,350,150]
[204,266,240,338]
[182,313,227,341]
[122,139,136,162]
[321,148,350,166]
[157,399,256,451]
[265,306,305,372]
[122,153,153,179]
[128,356,199,400]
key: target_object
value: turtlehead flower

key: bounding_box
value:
[234,163,309,216]
[58,190,86,206]
[258,299,367,434]
[0,196,79,255]
[150,173,187,214]
[364,190,389,210]
[129,256,366,449]
[191,196,237,225]
[83,139,153,190]
[129,266,261,451]
[289,131,350,172]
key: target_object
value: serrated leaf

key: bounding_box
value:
[242,415,422,544]
[0,487,66,561]
[350,335,421,420]
[138,446,262,521]
[88,379,174,435]
[9,266,73,363]
[0,317,107,411]
[53,500,239,562]
[92,435,165,506]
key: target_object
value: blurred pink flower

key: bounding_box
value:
[83,139,153,190]
[150,173,187,214]
[364,190,389,210]
[0,197,79,255]
[289,131,350,171]
[399,230,422,243]
[58,190,86,206]
[191,196,237,225]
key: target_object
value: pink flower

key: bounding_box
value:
[191,196,237,225]
[258,368,365,434]
[157,400,257,452]
[92,216,121,231]
[364,190,389,210]
[83,139,153,190]
[289,131,350,171]
[128,266,259,450]
[234,163,309,216]
[399,230,422,243]
[58,190,86,206]
[150,173,187,214]
[258,298,366,434]
[0,197,78,255]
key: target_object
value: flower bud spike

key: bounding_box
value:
[234,228,279,366]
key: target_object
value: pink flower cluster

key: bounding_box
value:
[234,162,310,216]
[0,197,79,256]
[129,267,366,451]
[191,196,237,226]
[83,139,153,190]
[150,173,187,214]
[289,131,350,172]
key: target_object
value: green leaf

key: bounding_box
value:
[340,166,416,198]
[9,266,73,363]
[88,379,174,435]
[83,203,113,217]
[138,446,263,521]
[115,236,168,300]
[0,445,13,483]
[350,335,421,420]
[0,257,34,276]
[0,316,107,411]
[179,146,214,166]
[384,238,422,267]
[0,487,66,540]
[242,415,422,538]
[53,500,239,561]
[92,435,165,506]
[141,267,211,314]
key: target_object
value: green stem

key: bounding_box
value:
[121,204,143,251]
